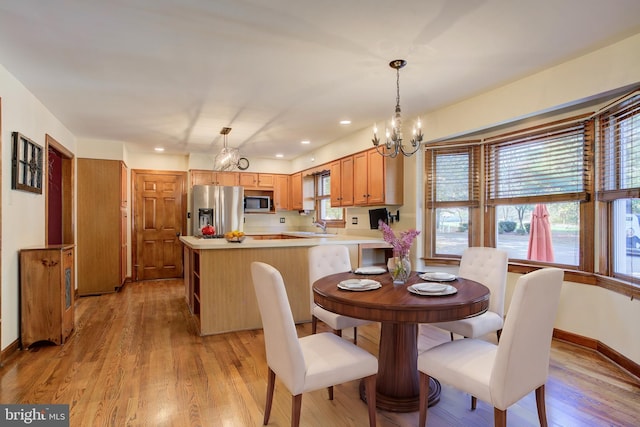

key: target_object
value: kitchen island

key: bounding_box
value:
[180,234,390,335]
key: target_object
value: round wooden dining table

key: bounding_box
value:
[313,270,490,412]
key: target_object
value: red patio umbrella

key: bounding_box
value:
[527,204,554,262]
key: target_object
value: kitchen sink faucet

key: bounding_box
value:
[313,220,327,233]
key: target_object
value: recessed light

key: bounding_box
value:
[154,147,165,152]
[340,120,351,125]
[300,140,311,145]
[275,153,284,158]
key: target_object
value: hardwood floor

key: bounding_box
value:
[1,279,638,427]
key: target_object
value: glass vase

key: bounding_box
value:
[387,253,411,285]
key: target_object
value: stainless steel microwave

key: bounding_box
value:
[244,195,271,213]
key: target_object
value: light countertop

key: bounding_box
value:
[179,233,389,250]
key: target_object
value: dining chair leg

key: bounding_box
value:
[353,327,358,345]
[494,407,507,427]
[291,394,302,427]
[418,371,430,426]
[264,368,276,425]
[450,331,455,341]
[470,395,477,410]
[535,384,548,427]
[328,385,334,400]
[363,374,377,427]
[311,316,318,334]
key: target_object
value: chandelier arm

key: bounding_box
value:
[374,143,398,158]
[398,142,423,156]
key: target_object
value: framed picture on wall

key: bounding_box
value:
[12,131,43,194]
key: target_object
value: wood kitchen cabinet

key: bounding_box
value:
[353,148,404,206]
[273,174,290,210]
[190,170,240,187]
[77,158,127,295]
[330,156,354,207]
[239,172,274,189]
[290,172,302,210]
[20,245,75,348]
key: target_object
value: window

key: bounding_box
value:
[315,172,344,226]
[485,118,593,268]
[495,201,580,265]
[11,132,43,194]
[597,91,640,283]
[425,146,480,257]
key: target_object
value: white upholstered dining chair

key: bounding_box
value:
[308,245,372,344]
[250,261,378,427]
[432,247,508,341]
[417,267,564,427]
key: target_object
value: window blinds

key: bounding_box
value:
[485,119,593,205]
[425,146,480,208]
[597,91,640,201]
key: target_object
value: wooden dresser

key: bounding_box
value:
[19,245,75,348]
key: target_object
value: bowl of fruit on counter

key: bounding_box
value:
[224,230,246,243]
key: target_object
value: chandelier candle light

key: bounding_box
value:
[379,219,420,285]
[372,59,424,157]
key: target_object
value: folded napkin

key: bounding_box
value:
[412,283,448,293]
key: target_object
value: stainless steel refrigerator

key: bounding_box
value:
[192,185,244,237]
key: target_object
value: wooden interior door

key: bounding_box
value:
[132,170,186,281]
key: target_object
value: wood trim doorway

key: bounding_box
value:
[131,169,187,281]
[45,134,74,246]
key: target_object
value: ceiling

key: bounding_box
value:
[1,1,639,161]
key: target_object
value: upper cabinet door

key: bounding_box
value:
[257,173,275,188]
[340,156,354,206]
[274,174,290,210]
[330,156,354,207]
[216,172,240,186]
[191,171,214,186]
[239,172,258,188]
[353,152,369,205]
[366,150,385,205]
[290,172,302,210]
[330,160,342,206]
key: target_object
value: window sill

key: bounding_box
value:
[423,257,640,300]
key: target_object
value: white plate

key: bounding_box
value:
[354,266,387,275]
[411,282,449,293]
[419,272,457,282]
[338,279,381,291]
[408,283,457,296]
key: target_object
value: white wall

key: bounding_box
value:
[1,64,77,349]
[187,152,291,174]
[423,32,640,142]
[504,274,640,365]
[76,138,125,160]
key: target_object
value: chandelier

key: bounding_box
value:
[213,127,240,171]
[372,59,423,157]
